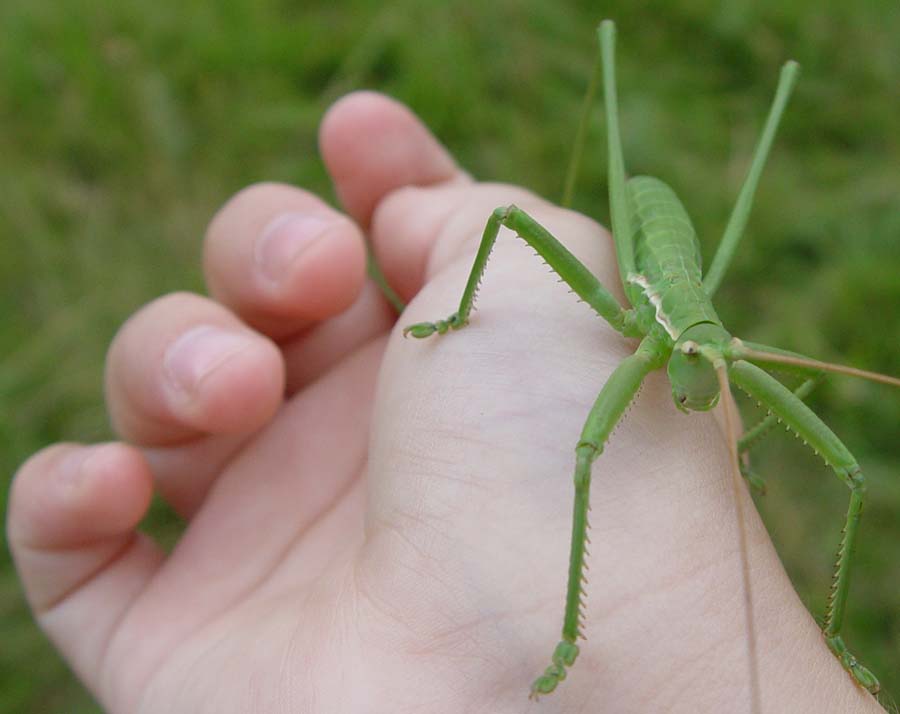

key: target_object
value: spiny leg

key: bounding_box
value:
[738,376,822,452]
[729,359,880,694]
[738,375,823,494]
[703,60,799,297]
[530,336,663,699]
[403,205,631,338]
[726,341,826,493]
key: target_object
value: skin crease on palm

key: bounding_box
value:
[7,92,884,714]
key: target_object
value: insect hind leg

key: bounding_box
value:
[702,61,799,297]
[403,206,631,338]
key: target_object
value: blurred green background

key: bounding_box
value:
[1,0,897,711]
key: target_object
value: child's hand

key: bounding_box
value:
[7,93,876,713]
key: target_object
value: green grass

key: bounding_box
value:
[1,0,898,710]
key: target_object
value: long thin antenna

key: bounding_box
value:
[732,344,900,388]
[715,360,761,714]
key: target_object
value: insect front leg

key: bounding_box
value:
[729,360,880,694]
[403,205,633,338]
[730,341,827,493]
[738,376,823,494]
[530,336,664,699]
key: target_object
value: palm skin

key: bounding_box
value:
[7,93,880,714]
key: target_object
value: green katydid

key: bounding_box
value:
[401,20,900,707]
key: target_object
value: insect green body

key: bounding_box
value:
[403,20,897,707]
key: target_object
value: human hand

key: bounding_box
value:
[7,93,880,713]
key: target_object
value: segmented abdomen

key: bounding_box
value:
[627,175,720,338]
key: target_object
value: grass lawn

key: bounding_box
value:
[2,1,898,711]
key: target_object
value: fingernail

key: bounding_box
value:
[59,448,93,491]
[255,212,330,285]
[163,325,254,398]
[59,445,112,493]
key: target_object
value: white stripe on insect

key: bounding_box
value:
[627,273,680,340]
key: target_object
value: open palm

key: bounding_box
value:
[8,94,879,714]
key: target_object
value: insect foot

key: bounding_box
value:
[528,640,579,700]
[738,462,767,495]
[826,635,880,694]
[402,312,464,338]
